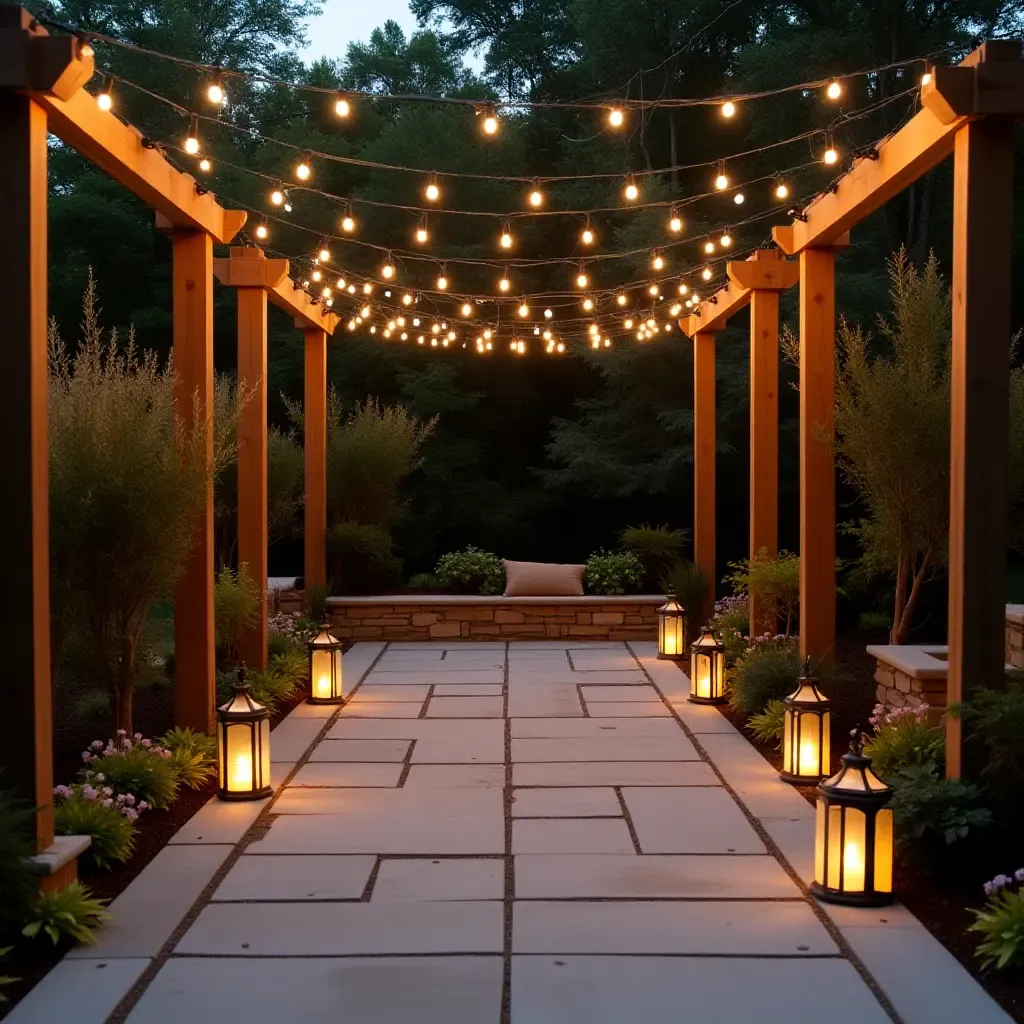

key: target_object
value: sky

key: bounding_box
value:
[301,0,420,62]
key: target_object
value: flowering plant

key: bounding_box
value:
[80,731,179,809]
[970,869,1024,971]
[863,702,944,778]
[709,595,749,666]
[53,783,144,869]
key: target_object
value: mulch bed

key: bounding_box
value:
[721,629,1024,1023]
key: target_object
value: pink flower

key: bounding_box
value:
[82,785,97,801]
[101,798,113,808]
[90,740,105,751]
[137,801,149,812]
[52,785,73,800]
[141,739,152,748]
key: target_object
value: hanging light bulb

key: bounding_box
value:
[184,115,200,156]
[702,265,713,281]
[734,191,745,205]
[207,71,225,105]
[311,269,322,283]
[480,103,499,135]
[714,160,729,191]
[774,178,790,200]
[582,296,594,311]
[668,208,683,233]
[363,283,373,295]
[402,293,414,306]
[823,131,839,165]
[581,218,596,246]
[322,286,332,298]
[623,176,640,202]
[336,277,347,289]
[528,179,544,207]
[425,176,441,202]
[608,105,625,128]
[499,221,514,249]
[255,222,268,240]
[616,293,627,306]
[648,283,659,297]
[296,151,312,181]
[921,70,933,87]
[283,195,293,212]
[319,245,331,263]
[96,76,114,111]
[335,91,351,117]
[678,282,688,295]
[651,251,665,271]
[518,303,529,318]
[271,184,285,206]
[826,79,843,101]
[544,308,553,319]
[461,302,473,317]
[199,157,212,172]
[380,256,396,280]
[498,270,512,292]
[437,266,449,290]
[721,100,736,118]
[415,216,429,244]
[720,230,733,248]
[341,208,356,232]
[704,239,715,255]
[624,318,634,330]
[670,302,682,316]
[576,267,589,289]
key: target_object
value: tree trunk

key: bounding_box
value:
[893,550,933,645]
[112,634,136,736]
[890,554,909,644]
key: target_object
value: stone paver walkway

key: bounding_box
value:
[10,641,1013,1024]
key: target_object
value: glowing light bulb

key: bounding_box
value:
[415,225,429,244]
[721,100,736,118]
[616,293,627,306]
[381,261,395,280]
[576,271,589,289]
[775,180,790,200]
[826,80,842,100]
[498,274,511,292]
[425,179,440,202]
[337,277,347,289]
[335,92,350,117]
[271,187,284,206]
[311,269,322,282]
[97,82,113,111]
[714,162,729,190]
[668,212,682,233]
[296,152,311,180]
[652,252,665,271]
[581,224,595,246]
[481,106,499,135]
[319,247,331,262]
[437,274,448,291]
[678,282,688,295]
[543,308,553,319]
[624,318,633,329]
[583,297,594,311]
[608,106,624,128]
[528,183,544,207]
[734,192,745,205]
[921,71,933,86]
[720,231,732,248]
[702,265,713,281]
[823,138,839,165]
[704,240,715,255]
[624,177,639,201]
[499,223,514,249]
[461,303,473,317]
[207,72,225,105]
[79,41,94,59]
[518,304,529,318]
[361,305,371,318]
[199,157,212,172]
[322,286,332,298]
[670,303,682,316]
[184,117,200,155]
[648,284,659,297]
[255,223,268,239]
[402,293,413,306]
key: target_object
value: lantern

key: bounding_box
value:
[780,657,831,783]
[217,666,272,801]
[688,627,726,704]
[812,728,894,907]
[657,592,686,660]
[307,624,344,704]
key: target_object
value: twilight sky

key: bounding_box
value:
[300,0,419,62]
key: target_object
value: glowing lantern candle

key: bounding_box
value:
[688,627,726,704]
[780,657,831,783]
[216,666,271,801]
[307,624,344,704]
[812,727,894,906]
[657,592,686,661]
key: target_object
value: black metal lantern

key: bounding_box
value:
[780,657,831,783]
[307,624,344,704]
[217,665,272,801]
[811,727,894,907]
[688,627,726,704]
[657,592,686,660]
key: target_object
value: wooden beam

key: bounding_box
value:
[236,283,269,671]
[798,248,838,668]
[0,6,94,101]
[693,331,716,618]
[172,230,216,734]
[213,247,289,290]
[749,287,780,636]
[945,118,1015,778]
[0,90,53,852]
[304,328,328,598]
[277,282,339,334]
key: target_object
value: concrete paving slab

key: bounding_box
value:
[267,718,326,763]
[762,815,816,882]
[404,764,506,787]
[289,762,404,787]
[127,956,503,1024]
[509,672,648,687]
[309,738,411,762]
[513,761,717,787]
[579,685,661,701]
[68,845,233,958]
[586,701,670,717]
[372,858,504,901]
[510,956,892,1024]
[349,684,430,701]
[621,787,765,853]
[515,853,800,899]
[670,703,741,733]
[371,671,504,685]
[511,718,680,738]
[329,719,505,742]
[283,700,339,718]
[512,787,621,817]
[433,684,504,696]
[177,901,503,955]
[4,957,150,1024]
[168,795,268,845]
[426,695,505,717]
[411,736,505,763]
[513,900,837,955]
[512,736,698,762]
[213,855,375,901]
[336,701,425,718]
[507,685,584,718]
[513,818,634,853]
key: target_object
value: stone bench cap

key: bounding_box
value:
[1007,603,1024,625]
[326,594,668,606]
[866,644,950,680]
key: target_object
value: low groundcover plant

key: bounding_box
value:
[970,869,1024,971]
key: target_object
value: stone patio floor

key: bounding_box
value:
[9,641,1014,1024]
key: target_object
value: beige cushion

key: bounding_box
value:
[503,560,585,597]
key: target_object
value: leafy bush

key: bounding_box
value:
[970,872,1024,971]
[660,561,710,642]
[730,638,801,716]
[0,782,36,941]
[0,946,16,1002]
[158,728,217,791]
[863,703,944,779]
[158,727,216,760]
[954,677,1024,808]
[75,691,111,722]
[621,525,688,587]
[217,665,298,714]
[82,734,179,810]
[890,763,991,847]
[327,521,402,594]
[305,584,329,624]
[408,572,439,591]
[23,881,110,946]
[214,564,260,665]
[585,550,644,595]
[435,546,504,595]
[726,548,800,636]
[858,610,893,635]
[748,699,786,749]
[710,595,750,667]
[53,786,137,870]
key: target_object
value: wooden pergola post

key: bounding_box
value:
[170,228,216,733]
[693,330,717,616]
[304,327,329,598]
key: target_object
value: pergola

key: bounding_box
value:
[680,39,1024,778]
[0,7,334,872]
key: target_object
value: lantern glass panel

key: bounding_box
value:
[311,648,334,700]
[694,652,712,698]
[814,800,826,883]
[661,616,683,658]
[874,808,894,893]
[223,722,256,794]
[333,647,344,689]
[784,708,830,777]
[259,718,271,789]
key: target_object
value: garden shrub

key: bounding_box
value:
[214,564,260,664]
[53,785,138,870]
[22,881,110,946]
[726,548,800,636]
[435,546,504,595]
[954,677,1024,809]
[158,728,217,791]
[748,699,786,749]
[82,734,179,810]
[970,871,1024,971]
[75,691,111,722]
[863,703,945,779]
[217,666,298,714]
[660,561,710,642]
[305,584,330,624]
[730,638,801,716]
[327,521,402,594]
[0,946,15,1002]
[710,595,750,667]
[620,525,687,588]
[889,763,991,848]
[0,782,36,941]
[858,610,892,635]
[407,572,439,591]
[585,550,643,595]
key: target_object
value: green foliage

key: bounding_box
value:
[270,647,308,687]
[584,550,643,595]
[710,597,750,668]
[75,691,111,722]
[435,546,505,595]
[48,275,235,734]
[954,678,1024,807]
[268,629,304,659]
[22,882,110,947]
[864,707,945,779]
[85,744,179,810]
[0,946,16,1002]
[726,549,800,636]
[730,640,801,716]
[858,610,893,634]
[327,521,402,594]
[305,585,329,624]
[659,561,710,641]
[158,727,216,760]
[621,525,688,587]
[971,888,1024,972]
[217,650,304,714]
[54,791,136,870]
[748,699,786,749]
[214,564,260,664]
[158,728,217,791]
[889,764,992,847]
[0,783,36,941]
[408,572,439,591]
